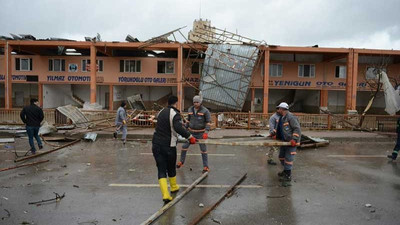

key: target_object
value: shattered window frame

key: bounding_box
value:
[157,61,175,74]
[191,62,203,74]
[82,59,104,72]
[48,59,66,72]
[298,64,315,78]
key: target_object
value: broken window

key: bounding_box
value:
[191,62,203,74]
[121,60,141,73]
[49,59,66,72]
[82,59,103,72]
[15,58,32,71]
[335,65,346,78]
[158,61,174,74]
[298,64,315,78]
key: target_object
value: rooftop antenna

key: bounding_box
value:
[199,0,202,19]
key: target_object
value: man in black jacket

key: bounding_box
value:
[20,99,44,154]
[152,95,196,203]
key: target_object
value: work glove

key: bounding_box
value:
[393,152,398,160]
[202,133,208,139]
[189,136,197,144]
[290,139,297,147]
[122,120,126,125]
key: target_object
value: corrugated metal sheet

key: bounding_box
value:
[200,44,259,110]
[57,105,91,128]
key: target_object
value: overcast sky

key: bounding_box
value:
[1,0,400,50]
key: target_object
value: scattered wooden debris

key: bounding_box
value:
[29,192,65,206]
[0,160,49,172]
[188,173,247,225]
[140,172,209,225]
[14,139,80,162]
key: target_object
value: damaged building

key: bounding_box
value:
[0,19,399,114]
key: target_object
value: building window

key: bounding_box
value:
[158,61,175,74]
[49,59,66,72]
[120,60,141,73]
[191,62,203,74]
[335,65,346,78]
[269,64,283,77]
[82,59,104,72]
[15,58,33,71]
[298,64,315,78]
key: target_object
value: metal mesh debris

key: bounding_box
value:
[56,105,91,128]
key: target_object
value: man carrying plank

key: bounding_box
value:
[152,95,196,203]
[274,102,301,187]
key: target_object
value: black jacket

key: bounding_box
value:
[152,106,191,147]
[20,104,44,127]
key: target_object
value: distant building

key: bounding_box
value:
[0,21,399,114]
[188,19,215,43]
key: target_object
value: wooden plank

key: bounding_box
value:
[188,173,247,225]
[198,139,291,146]
[14,139,80,162]
[0,160,49,172]
[140,172,209,225]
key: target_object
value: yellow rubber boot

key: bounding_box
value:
[158,178,172,203]
[169,176,180,193]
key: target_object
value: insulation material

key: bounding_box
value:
[200,44,259,110]
[83,102,103,110]
[38,121,57,135]
[381,71,400,115]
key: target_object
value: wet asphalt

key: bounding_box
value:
[0,135,399,225]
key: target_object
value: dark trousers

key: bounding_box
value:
[26,126,42,150]
[152,143,177,179]
[394,132,400,152]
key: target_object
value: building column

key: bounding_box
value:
[351,52,359,111]
[345,50,358,113]
[250,88,255,113]
[90,45,97,104]
[319,89,328,112]
[5,43,12,109]
[177,45,183,111]
[109,84,113,111]
[38,83,43,108]
[262,49,270,114]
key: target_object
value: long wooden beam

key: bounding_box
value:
[0,160,49,172]
[188,173,247,225]
[140,172,209,225]
[198,139,291,146]
[14,139,80,162]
